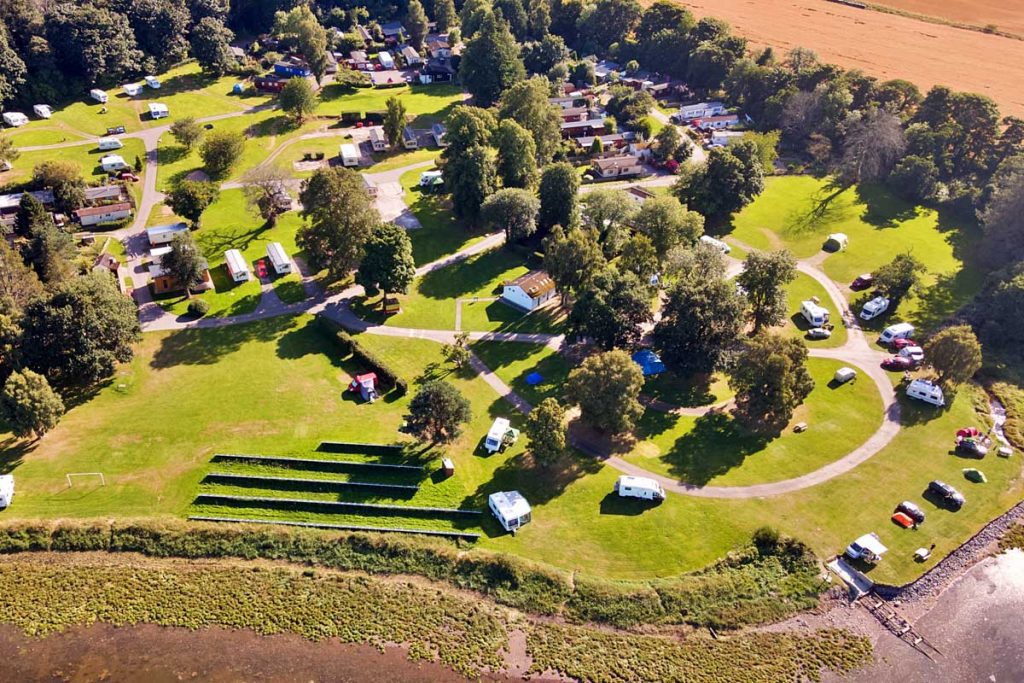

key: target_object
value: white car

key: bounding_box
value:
[859,295,890,321]
[898,345,924,364]
[808,327,832,339]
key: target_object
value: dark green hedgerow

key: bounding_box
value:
[0,520,824,630]
[317,314,408,395]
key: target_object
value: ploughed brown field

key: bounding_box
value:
[672,0,1024,116]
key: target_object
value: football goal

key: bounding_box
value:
[65,472,106,488]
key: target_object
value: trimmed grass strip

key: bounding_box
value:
[188,516,481,540]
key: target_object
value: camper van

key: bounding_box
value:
[484,417,519,454]
[488,491,531,532]
[614,475,666,501]
[800,300,830,327]
[880,322,915,345]
[224,248,251,282]
[0,474,13,508]
[699,234,731,254]
[97,136,124,151]
[859,295,890,321]
[845,532,887,563]
[906,379,945,407]
[90,88,108,103]
[266,241,292,275]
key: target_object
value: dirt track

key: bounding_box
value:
[674,0,1024,116]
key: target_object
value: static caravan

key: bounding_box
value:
[144,75,161,89]
[266,241,292,275]
[368,127,388,152]
[148,103,169,119]
[800,300,830,327]
[224,248,251,282]
[699,234,731,254]
[614,475,665,501]
[340,143,360,167]
[2,112,28,127]
[0,474,13,508]
[100,154,128,172]
[402,126,418,150]
[90,88,109,103]
[880,322,915,345]
[378,51,395,69]
[98,136,124,151]
[123,83,143,97]
[146,222,189,246]
[488,491,531,532]
[75,202,133,227]
[32,104,52,119]
[679,101,725,120]
[906,379,944,407]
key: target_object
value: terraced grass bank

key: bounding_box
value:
[0,552,871,682]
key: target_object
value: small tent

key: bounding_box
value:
[824,233,848,251]
[632,349,665,376]
[348,372,379,402]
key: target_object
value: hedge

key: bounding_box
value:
[317,314,408,396]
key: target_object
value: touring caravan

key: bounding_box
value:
[484,417,519,454]
[614,476,666,501]
[880,322,915,345]
[123,83,143,97]
[860,296,890,321]
[266,241,292,275]
[100,154,128,172]
[98,137,124,151]
[90,88,109,103]
[2,112,28,127]
[906,379,945,407]
[148,103,169,119]
[800,300,830,327]
[699,234,731,254]
[144,75,161,89]
[488,491,531,532]
[32,104,52,119]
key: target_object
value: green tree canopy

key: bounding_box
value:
[405,0,429,49]
[924,325,982,387]
[446,144,496,221]
[526,397,567,466]
[481,188,540,243]
[498,76,562,164]
[356,222,417,301]
[279,77,318,123]
[190,16,235,75]
[383,95,408,148]
[567,270,652,350]
[632,195,704,260]
[407,380,472,443]
[873,252,926,306]
[493,119,538,189]
[0,368,64,439]
[170,117,203,150]
[538,162,579,234]
[166,180,220,229]
[728,333,814,430]
[199,130,245,179]
[459,11,525,106]
[542,225,604,298]
[653,275,745,377]
[736,249,797,333]
[566,349,645,434]
[298,167,381,278]
[161,232,209,298]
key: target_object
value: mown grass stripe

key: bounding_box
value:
[187,515,481,540]
[203,472,421,492]
[194,493,482,516]
[212,454,426,472]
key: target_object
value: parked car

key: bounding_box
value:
[116,171,139,182]
[807,327,832,339]
[255,259,268,278]
[851,273,874,291]
[928,480,966,509]
[898,345,925,365]
[956,437,988,457]
[896,500,925,524]
[881,355,914,370]
[891,338,918,350]
[106,125,126,135]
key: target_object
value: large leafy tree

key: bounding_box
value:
[190,16,235,75]
[298,167,380,278]
[481,189,539,243]
[493,119,538,189]
[0,369,64,439]
[538,162,579,235]
[836,108,906,184]
[0,239,43,314]
[20,272,141,388]
[241,164,291,226]
[567,270,652,350]
[32,160,85,215]
[873,252,926,307]
[632,196,704,260]
[161,232,208,298]
[526,398,567,467]
[566,349,644,434]
[434,0,458,32]
[675,142,765,222]
[498,76,562,164]
[446,145,496,221]
[199,130,245,179]
[166,180,219,229]
[46,3,146,86]
[113,0,189,69]
[618,234,659,285]
[979,154,1024,268]
[576,0,642,53]
[443,105,497,158]
[274,6,329,83]
[736,250,797,333]
[580,190,637,256]
[924,325,982,387]
[405,0,430,49]
[653,275,746,377]
[542,225,604,299]
[170,117,203,150]
[459,11,525,106]
[383,95,408,148]
[279,77,318,123]
[728,333,815,430]
[21,202,74,286]
[0,24,27,106]
[356,223,417,304]
[407,381,472,443]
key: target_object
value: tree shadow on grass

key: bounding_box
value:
[781,182,852,236]
[151,316,295,369]
[598,491,662,516]
[156,145,191,167]
[855,182,921,229]
[0,435,35,474]
[892,392,949,427]
[642,371,720,409]
[634,408,679,440]
[661,411,773,486]
[275,317,347,370]
[417,248,519,300]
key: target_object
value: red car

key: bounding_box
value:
[881,355,914,371]
[851,274,874,291]
[891,512,915,528]
[891,338,918,350]
[116,171,139,182]
[255,260,268,278]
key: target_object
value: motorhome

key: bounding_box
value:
[614,476,666,501]
[860,296,890,321]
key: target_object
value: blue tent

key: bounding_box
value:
[632,349,665,376]
[526,372,544,386]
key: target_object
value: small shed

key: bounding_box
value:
[825,233,848,251]
[488,491,532,532]
[632,349,666,376]
[348,372,379,402]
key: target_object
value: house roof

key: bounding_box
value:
[574,133,631,148]
[94,253,119,270]
[85,185,125,202]
[592,155,640,171]
[369,127,385,141]
[431,123,446,136]
[696,113,739,123]
[0,190,54,211]
[626,186,655,200]
[380,22,405,36]
[370,70,404,86]
[561,118,605,130]
[506,270,555,298]
[75,202,132,218]
[400,45,420,60]
[349,50,368,61]
[402,126,417,141]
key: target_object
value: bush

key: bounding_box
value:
[753,525,781,554]
[317,314,408,395]
[188,299,211,317]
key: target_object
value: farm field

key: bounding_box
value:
[870,0,1024,37]
[673,0,1024,116]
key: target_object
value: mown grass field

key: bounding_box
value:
[398,166,488,265]
[315,83,466,124]
[0,138,147,191]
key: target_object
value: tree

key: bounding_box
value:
[32,160,85,215]
[618,234,659,285]
[874,252,926,305]
[114,0,189,68]
[199,130,245,178]
[0,369,64,439]
[161,232,208,298]
[0,25,26,107]
[435,0,458,32]
[383,95,408,148]
[924,325,982,387]
[20,272,141,388]
[493,119,538,188]
[970,265,1024,350]
[675,143,765,222]
[459,11,525,106]
[736,250,797,333]
[190,16,235,75]
[577,0,642,53]
[566,349,644,434]
[279,77,318,123]
[242,164,291,226]
[446,145,496,221]
[837,108,906,184]
[889,155,939,203]
[274,6,329,83]
[498,76,562,164]
[444,106,497,158]
[543,225,604,299]
[522,34,567,75]
[356,223,416,305]
[652,125,682,164]
[406,0,430,50]
[481,189,539,243]
[653,276,746,376]
[538,162,579,234]
[979,154,1024,267]
[0,136,19,170]
[170,117,203,150]
[664,242,727,283]
[567,270,652,350]
[407,380,472,443]
[495,0,528,39]
[23,211,74,286]
[0,239,43,313]
[580,190,636,255]
[605,85,656,133]
[46,4,145,86]
[298,167,380,278]
[526,398,567,466]
[728,333,814,429]
[632,196,704,260]
[166,180,219,229]
[443,332,471,369]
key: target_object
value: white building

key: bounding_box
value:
[2,112,28,127]
[378,51,394,69]
[32,104,52,119]
[123,83,143,97]
[148,103,169,119]
[75,202,133,227]
[90,88,108,103]
[146,222,189,246]
[368,127,388,152]
[266,241,292,275]
[100,154,128,172]
[144,75,161,89]
[679,101,725,120]
[224,248,251,282]
[340,143,360,167]
[501,270,557,311]
[488,491,532,532]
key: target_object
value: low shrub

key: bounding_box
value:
[188,299,211,317]
[317,314,408,395]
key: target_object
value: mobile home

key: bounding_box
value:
[100,154,128,172]
[378,51,395,69]
[340,143,360,167]
[488,491,532,532]
[146,222,189,246]
[90,88,109,103]
[75,202,133,227]
[224,248,251,282]
[266,241,292,275]
[2,112,28,127]
[98,136,124,151]
[368,127,388,152]
[679,101,725,120]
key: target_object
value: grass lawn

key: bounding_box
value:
[398,166,488,265]
[728,176,984,332]
[641,371,734,408]
[0,138,147,191]
[5,126,91,147]
[624,358,882,487]
[316,83,466,124]
[780,271,848,348]
[470,341,573,408]
[368,147,440,172]
[272,273,307,304]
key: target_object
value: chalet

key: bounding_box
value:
[501,271,557,311]
[324,51,338,74]
[75,202,133,227]
[380,22,406,45]
[431,123,447,147]
[274,57,312,78]
[146,222,189,246]
[561,118,606,139]
[348,50,372,70]
[693,113,740,131]
[400,45,423,66]
[254,74,288,93]
[229,46,247,62]
[354,25,373,44]
[559,106,590,123]
[592,60,619,83]
[591,154,643,179]
[419,58,456,84]
[368,127,388,152]
[402,126,419,149]
[149,247,213,295]
[425,37,452,60]
[93,252,120,275]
